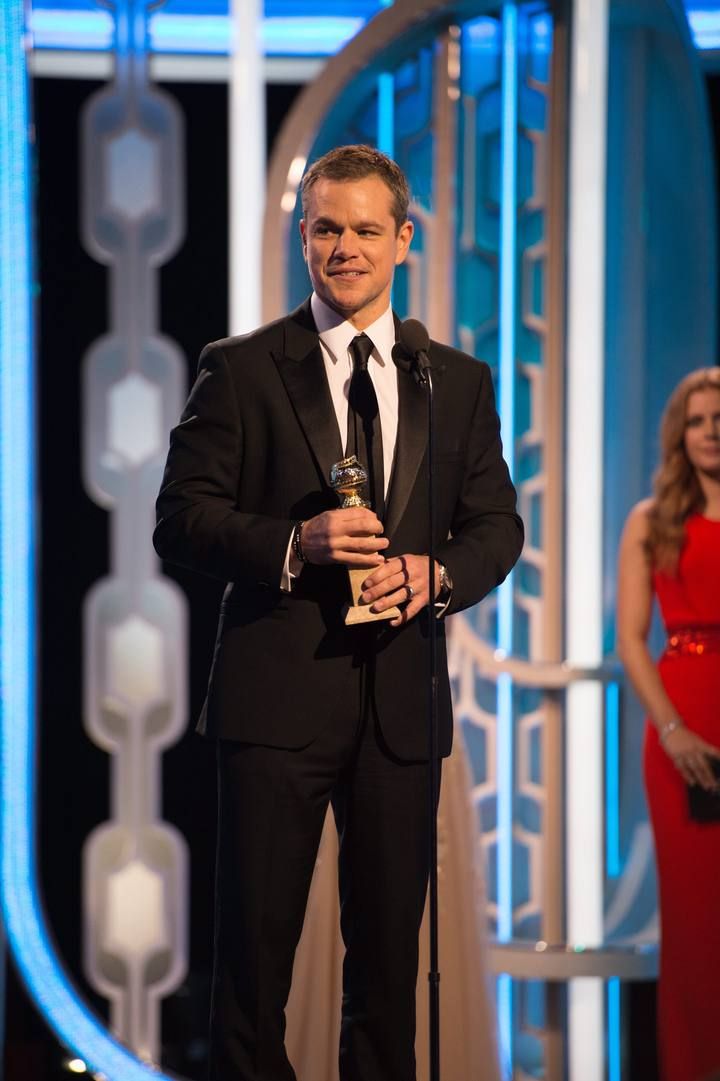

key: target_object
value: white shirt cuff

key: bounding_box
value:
[434,595,452,618]
[280,532,303,592]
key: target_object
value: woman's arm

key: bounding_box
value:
[617,500,719,789]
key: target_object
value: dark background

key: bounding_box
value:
[3,68,720,1081]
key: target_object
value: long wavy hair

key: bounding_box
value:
[646,366,720,572]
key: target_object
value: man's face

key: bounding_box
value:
[300,175,413,330]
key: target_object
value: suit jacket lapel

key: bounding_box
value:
[385,364,427,539]
[272,299,343,487]
[273,301,432,527]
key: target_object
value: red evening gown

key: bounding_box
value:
[644,514,720,1081]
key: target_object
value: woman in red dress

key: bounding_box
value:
[618,367,720,1081]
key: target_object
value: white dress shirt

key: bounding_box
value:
[311,292,399,495]
[280,293,399,589]
[279,294,451,612]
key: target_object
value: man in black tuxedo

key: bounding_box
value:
[154,145,522,1081]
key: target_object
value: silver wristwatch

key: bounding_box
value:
[437,560,453,600]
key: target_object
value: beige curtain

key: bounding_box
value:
[285,728,501,1081]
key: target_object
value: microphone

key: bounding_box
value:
[392,318,431,384]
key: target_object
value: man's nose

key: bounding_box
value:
[333,229,360,256]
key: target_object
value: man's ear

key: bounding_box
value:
[395,219,414,266]
[299,219,307,260]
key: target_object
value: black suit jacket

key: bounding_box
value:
[154,299,523,760]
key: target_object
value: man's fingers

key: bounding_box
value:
[362,557,409,592]
[362,554,437,624]
[361,567,405,601]
[344,523,385,538]
[332,508,384,533]
[370,585,427,615]
[389,597,424,627]
[301,505,389,564]
[339,552,388,567]
[320,547,386,566]
[343,534,389,549]
[335,536,388,556]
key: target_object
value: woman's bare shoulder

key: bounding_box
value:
[625,497,654,537]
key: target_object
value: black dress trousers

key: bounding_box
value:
[208,639,438,1081]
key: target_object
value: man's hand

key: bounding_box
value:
[301,507,389,566]
[361,555,441,627]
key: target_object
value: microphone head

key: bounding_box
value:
[391,342,414,374]
[398,318,430,357]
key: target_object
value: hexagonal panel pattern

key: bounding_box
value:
[107,615,164,708]
[104,859,168,960]
[107,129,160,221]
[108,372,162,467]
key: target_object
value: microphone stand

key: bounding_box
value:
[414,349,441,1081]
[421,361,436,1081]
[394,324,441,1080]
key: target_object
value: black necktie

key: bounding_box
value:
[346,333,385,522]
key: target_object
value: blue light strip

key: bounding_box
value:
[377,73,394,156]
[607,979,622,1081]
[605,681,621,877]
[497,0,518,939]
[687,10,720,50]
[261,14,366,55]
[0,921,5,1071]
[28,9,114,50]
[25,6,720,55]
[496,2,518,1073]
[29,10,366,56]
[376,2,393,284]
[496,973,514,1080]
[376,71,393,301]
[0,6,173,1079]
[0,0,36,971]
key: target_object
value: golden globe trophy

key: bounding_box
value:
[330,455,401,625]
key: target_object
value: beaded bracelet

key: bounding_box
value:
[659,718,683,745]
[292,520,307,564]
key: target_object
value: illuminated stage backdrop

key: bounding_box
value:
[0,1,716,1080]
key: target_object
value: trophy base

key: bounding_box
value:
[344,602,401,625]
[344,566,401,625]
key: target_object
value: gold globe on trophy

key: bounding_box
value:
[330,455,401,625]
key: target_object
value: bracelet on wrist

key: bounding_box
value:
[659,718,683,745]
[292,521,307,564]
